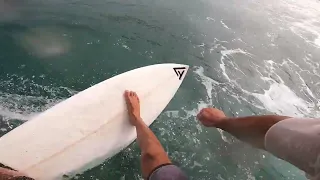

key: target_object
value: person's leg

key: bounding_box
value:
[197,108,290,149]
[124,91,172,179]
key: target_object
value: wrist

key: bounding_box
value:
[215,117,229,129]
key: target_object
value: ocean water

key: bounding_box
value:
[1,0,320,179]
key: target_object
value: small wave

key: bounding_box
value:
[0,91,61,121]
[0,108,31,121]
[206,17,215,21]
[194,46,320,119]
[265,0,320,48]
[220,20,230,30]
[249,83,311,117]
[290,19,320,48]
[0,76,77,123]
[220,48,253,82]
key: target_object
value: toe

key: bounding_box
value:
[134,92,140,101]
[124,90,129,98]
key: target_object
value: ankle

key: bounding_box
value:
[131,114,141,121]
[130,116,142,125]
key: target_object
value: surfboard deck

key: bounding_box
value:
[0,63,188,180]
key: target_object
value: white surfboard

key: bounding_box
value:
[0,63,188,180]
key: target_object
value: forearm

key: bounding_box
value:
[217,115,290,149]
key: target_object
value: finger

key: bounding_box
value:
[197,109,204,117]
[196,112,202,120]
[130,91,134,96]
[196,114,200,120]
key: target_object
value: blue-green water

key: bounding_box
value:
[1,0,320,179]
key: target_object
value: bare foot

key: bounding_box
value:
[197,108,226,127]
[124,90,142,126]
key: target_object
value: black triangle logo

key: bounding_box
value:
[173,67,186,80]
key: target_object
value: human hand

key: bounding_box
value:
[196,108,226,127]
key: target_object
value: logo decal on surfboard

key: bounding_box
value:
[173,67,186,80]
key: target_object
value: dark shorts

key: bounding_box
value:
[148,164,188,180]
